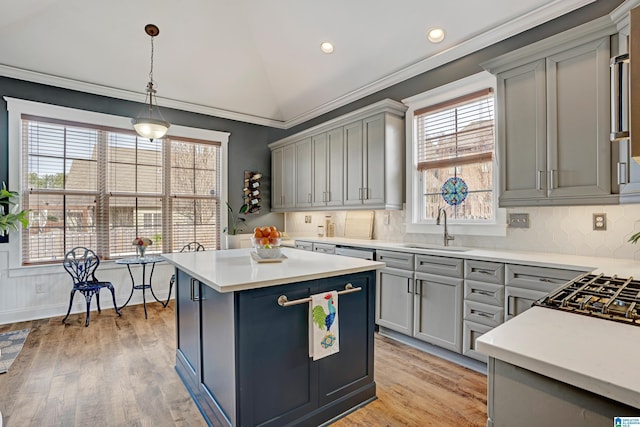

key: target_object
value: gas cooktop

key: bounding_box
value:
[534,273,640,326]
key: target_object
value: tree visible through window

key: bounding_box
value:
[415,89,495,221]
[21,116,221,264]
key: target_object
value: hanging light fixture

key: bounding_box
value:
[131,24,170,141]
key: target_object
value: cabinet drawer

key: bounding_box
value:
[463,320,492,363]
[295,241,313,251]
[415,254,463,278]
[464,260,505,284]
[464,301,504,328]
[464,280,505,306]
[506,264,586,293]
[312,243,336,254]
[375,250,414,270]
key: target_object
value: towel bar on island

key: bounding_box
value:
[277,283,361,307]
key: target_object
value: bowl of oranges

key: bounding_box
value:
[253,226,282,258]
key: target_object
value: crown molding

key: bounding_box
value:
[282,0,597,129]
[0,64,288,129]
[0,0,597,131]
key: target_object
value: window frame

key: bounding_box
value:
[5,97,230,269]
[402,71,506,237]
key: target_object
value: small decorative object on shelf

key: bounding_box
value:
[132,236,153,258]
[243,171,261,214]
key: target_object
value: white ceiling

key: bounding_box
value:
[0,0,596,128]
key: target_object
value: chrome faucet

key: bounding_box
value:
[436,208,455,247]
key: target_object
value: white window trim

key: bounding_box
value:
[402,71,506,237]
[5,97,230,270]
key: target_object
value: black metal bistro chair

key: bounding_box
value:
[62,247,121,327]
[166,242,205,307]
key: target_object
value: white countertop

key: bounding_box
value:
[286,236,640,277]
[161,247,384,293]
[477,306,640,408]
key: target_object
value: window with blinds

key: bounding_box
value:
[414,88,495,221]
[21,116,221,264]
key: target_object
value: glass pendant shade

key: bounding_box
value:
[131,117,170,140]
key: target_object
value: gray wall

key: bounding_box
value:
[0,77,283,242]
[267,0,624,143]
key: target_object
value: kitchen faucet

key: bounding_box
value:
[436,208,455,247]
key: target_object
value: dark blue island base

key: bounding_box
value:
[174,269,376,426]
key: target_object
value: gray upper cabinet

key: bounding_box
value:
[271,144,296,210]
[269,99,406,212]
[295,138,312,208]
[483,19,617,207]
[312,128,344,207]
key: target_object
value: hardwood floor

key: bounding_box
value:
[0,302,486,427]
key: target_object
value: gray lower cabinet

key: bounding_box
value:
[294,240,313,251]
[376,267,414,336]
[312,242,336,254]
[505,264,586,321]
[414,271,464,353]
[463,260,505,363]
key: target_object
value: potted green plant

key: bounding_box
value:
[0,182,29,237]
[224,201,249,248]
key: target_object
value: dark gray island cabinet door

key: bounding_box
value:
[236,271,375,427]
[175,269,200,391]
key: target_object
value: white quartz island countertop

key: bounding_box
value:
[477,306,640,409]
[161,247,384,293]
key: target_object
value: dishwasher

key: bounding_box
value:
[334,246,375,260]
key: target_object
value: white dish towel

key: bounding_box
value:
[309,290,339,361]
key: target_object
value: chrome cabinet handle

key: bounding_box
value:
[327,191,331,202]
[472,289,494,297]
[471,310,493,318]
[507,295,514,316]
[190,278,201,301]
[539,277,555,283]
[359,188,363,200]
[476,269,494,275]
[536,170,543,190]
[308,193,312,203]
[364,187,369,200]
[549,169,557,189]
[618,162,628,185]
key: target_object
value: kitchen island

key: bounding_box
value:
[161,247,384,427]
[477,306,640,426]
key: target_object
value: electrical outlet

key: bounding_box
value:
[593,213,606,231]
[36,283,45,294]
[508,213,529,228]
[383,213,390,225]
[304,215,312,223]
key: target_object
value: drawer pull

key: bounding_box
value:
[539,278,555,283]
[190,278,201,302]
[476,269,494,275]
[472,289,494,297]
[471,310,493,318]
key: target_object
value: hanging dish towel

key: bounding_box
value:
[309,291,339,361]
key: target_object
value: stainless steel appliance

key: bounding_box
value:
[334,246,375,260]
[534,273,640,326]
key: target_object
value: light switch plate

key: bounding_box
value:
[508,213,530,228]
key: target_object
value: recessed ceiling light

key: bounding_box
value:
[427,28,445,43]
[320,42,334,54]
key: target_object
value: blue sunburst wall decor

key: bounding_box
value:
[441,177,468,206]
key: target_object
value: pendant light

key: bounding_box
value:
[131,24,170,141]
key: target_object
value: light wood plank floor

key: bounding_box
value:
[0,302,486,427]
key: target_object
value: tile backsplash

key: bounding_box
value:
[285,205,640,260]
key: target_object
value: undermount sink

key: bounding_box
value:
[400,243,471,252]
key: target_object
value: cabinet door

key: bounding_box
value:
[497,59,547,204]
[504,286,547,321]
[546,37,610,198]
[363,114,385,205]
[413,272,463,353]
[295,138,312,208]
[175,270,200,389]
[376,267,414,335]
[312,133,328,207]
[343,121,364,206]
[271,148,284,210]
[317,272,375,406]
[326,127,344,207]
[463,320,492,363]
[282,144,296,209]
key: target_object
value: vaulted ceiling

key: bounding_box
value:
[0,0,596,128]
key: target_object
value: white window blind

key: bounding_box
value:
[416,88,494,171]
[21,115,221,264]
